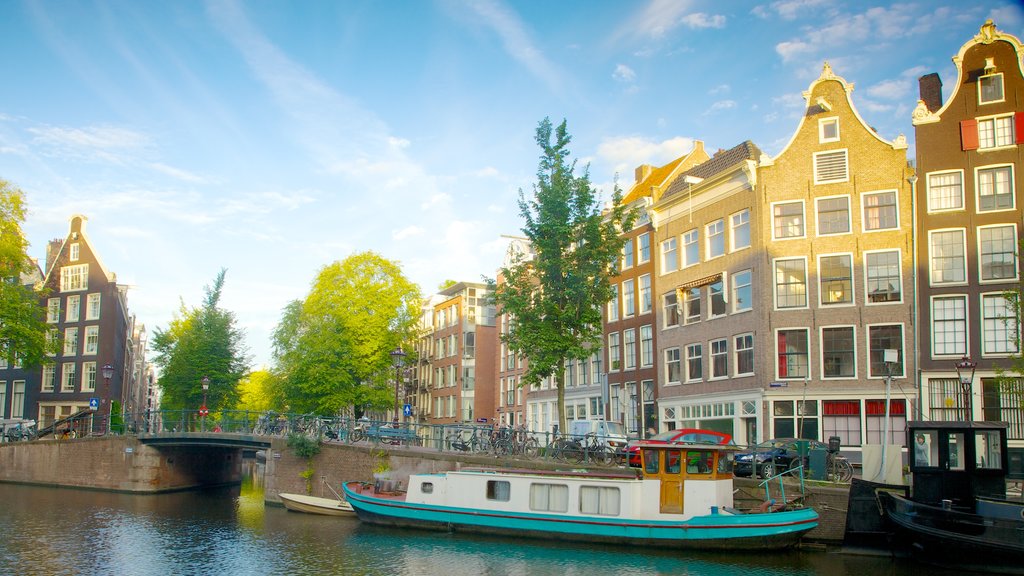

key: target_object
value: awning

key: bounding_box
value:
[676,273,722,290]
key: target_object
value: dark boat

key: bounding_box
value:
[870,421,1024,574]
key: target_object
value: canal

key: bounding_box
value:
[0,459,962,576]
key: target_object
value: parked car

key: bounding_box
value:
[733,438,829,478]
[626,428,734,467]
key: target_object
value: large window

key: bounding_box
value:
[731,209,750,250]
[665,348,681,384]
[622,239,634,269]
[84,326,99,355]
[639,275,652,314]
[661,238,678,274]
[710,339,728,379]
[682,229,699,267]
[814,149,849,184]
[708,280,726,318]
[932,296,967,357]
[60,264,89,292]
[579,486,620,516]
[979,73,1004,104]
[622,279,635,318]
[979,225,1017,281]
[683,287,701,325]
[706,220,725,259]
[623,329,636,370]
[66,295,80,322]
[983,294,1018,355]
[529,483,568,512]
[866,399,906,445]
[819,255,853,306]
[817,196,850,235]
[61,363,76,392]
[929,230,966,284]
[608,285,619,322]
[865,250,902,303]
[863,191,898,231]
[640,325,653,367]
[86,293,101,320]
[823,400,861,446]
[686,344,703,382]
[777,329,809,379]
[82,362,97,393]
[732,269,752,312]
[775,258,807,308]
[978,166,1014,211]
[663,291,679,328]
[47,298,60,323]
[63,327,79,356]
[927,171,963,211]
[819,117,840,143]
[42,365,56,393]
[638,233,650,263]
[608,333,621,371]
[868,325,904,378]
[773,201,804,239]
[822,326,855,378]
[735,334,754,376]
[978,115,1014,149]
[487,480,511,502]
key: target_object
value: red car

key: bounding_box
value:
[626,429,734,467]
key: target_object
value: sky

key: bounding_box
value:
[2,0,1022,370]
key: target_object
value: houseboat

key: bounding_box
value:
[342,442,818,550]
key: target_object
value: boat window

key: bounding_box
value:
[580,486,621,516]
[913,430,937,467]
[487,480,511,502]
[686,450,713,474]
[529,483,568,512]
[666,450,681,474]
[947,433,965,471]
[976,430,1002,469]
[421,482,434,494]
[717,452,733,474]
[644,449,661,474]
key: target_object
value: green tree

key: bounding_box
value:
[996,279,1024,409]
[273,251,420,415]
[488,118,633,435]
[151,269,250,411]
[0,179,52,368]
[236,369,282,412]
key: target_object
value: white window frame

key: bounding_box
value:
[818,253,855,307]
[682,229,699,268]
[69,243,80,262]
[608,333,621,372]
[706,219,725,260]
[813,149,849,184]
[638,233,651,264]
[665,348,681,385]
[771,200,805,240]
[622,239,634,269]
[926,170,964,213]
[730,209,751,251]
[685,343,703,383]
[867,323,906,379]
[862,190,899,232]
[820,325,857,380]
[773,257,808,310]
[928,228,967,286]
[981,292,1019,357]
[977,113,1015,150]
[976,164,1015,213]
[47,298,60,323]
[622,278,635,318]
[979,72,1004,105]
[977,223,1018,283]
[82,361,97,392]
[59,264,89,292]
[41,365,56,393]
[663,291,679,329]
[639,274,652,314]
[86,293,101,320]
[84,326,99,355]
[63,327,79,356]
[819,117,840,143]
[710,338,728,380]
[734,333,754,376]
[608,285,619,322]
[623,328,636,371]
[732,269,752,313]
[661,237,678,274]
[66,295,80,322]
[640,325,653,367]
[61,362,76,392]
[776,327,810,381]
[864,249,903,305]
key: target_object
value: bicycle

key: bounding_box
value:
[826,451,853,482]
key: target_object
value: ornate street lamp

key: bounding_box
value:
[201,376,210,432]
[390,347,406,423]
[101,363,114,435]
[955,356,977,421]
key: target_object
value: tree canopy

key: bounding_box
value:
[150,269,250,411]
[488,118,634,433]
[272,251,421,415]
[0,179,52,368]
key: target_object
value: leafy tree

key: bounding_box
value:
[996,280,1024,409]
[236,369,282,412]
[488,118,633,434]
[0,179,52,367]
[151,269,250,411]
[273,251,420,415]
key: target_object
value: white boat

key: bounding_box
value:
[278,492,355,516]
[343,442,818,550]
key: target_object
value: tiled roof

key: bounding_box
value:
[659,140,761,201]
[622,157,684,205]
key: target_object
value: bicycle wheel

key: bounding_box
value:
[563,440,584,464]
[836,458,853,482]
[523,437,539,459]
[349,429,365,443]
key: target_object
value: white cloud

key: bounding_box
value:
[708,84,730,95]
[393,225,423,241]
[703,100,737,115]
[613,64,637,83]
[767,0,830,20]
[990,5,1024,28]
[865,65,930,101]
[681,12,726,29]
[619,0,697,40]
[776,40,812,62]
[595,135,697,178]
[421,193,452,211]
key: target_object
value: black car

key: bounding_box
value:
[733,438,829,478]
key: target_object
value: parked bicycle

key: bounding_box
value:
[826,451,853,482]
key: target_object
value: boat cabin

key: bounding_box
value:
[906,420,1009,510]
[637,442,736,514]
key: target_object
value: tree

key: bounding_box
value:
[236,369,282,412]
[151,269,250,411]
[272,251,420,415]
[996,279,1024,409]
[488,118,633,435]
[0,179,52,368]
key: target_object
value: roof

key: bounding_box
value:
[621,140,708,205]
[659,140,761,202]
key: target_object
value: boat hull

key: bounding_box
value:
[343,482,815,550]
[279,493,355,517]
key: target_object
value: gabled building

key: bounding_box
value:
[912,20,1024,454]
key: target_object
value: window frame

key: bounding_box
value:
[819,117,840,143]
[734,333,754,376]
[661,237,678,274]
[820,325,856,379]
[978,223,1018,283]
[981,292,1019,357]
[862,190,899,232]
[976,164,1015,213]
[665,348,681,385]
[815,195,852,236]
[682,229,699,268]
[731,269,752,313]
[867,324,905,378]
[730,209,751,251]
[639,274,652,314]
[710,338,728,380]
[638,233,651,264]
[864,249,903,305]
[706,219,725,260]
[818,253,854,307]
[928,228,968,286]
[685,343,703,383]
[771,200,805,240]
[663,291,679,329]
[977,113,1015,150]
[930,295,968,358]
[813,148,849,185]
[926,170,964,213]
[979,72,1005,105]
[776,328,810,380]
[774,257,808,310]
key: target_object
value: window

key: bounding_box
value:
[978,166,1014,211]
[708,280,726,318]
[86,293,101,320]
[665,348,681,384]
[638,233,651,263]
[69,243,80,262]
[866,399,906,445]
[580,486,620,516]
[640,325,653,367]
[529,483,568,512]
[773,400,818,439]
[682,229,699,267]
[487,480,511,502]
[622,239,634,269]
[866,250,901,303]
[979,225,1017,281]
[682,287,701,325]
[663,291,679,328]
[983,294,1018,355]
[775,258,807,308]
[773,201,804,239]
[929,230,966,284]
[63,328,79,356]
[464,332,475,358]
[823,401,862,446]
[706,220,725,259]
[814,149,848,184]
[608,333,621,371]
[819,117,840,143]
[622,279,635,318]
[979,73,1004,104]
[65,295,81,322]
[11,381,24,417]
[42,365,56,393]
[731,209,750,250]
[817,196,850,235]
[733,334,754,376]
[623,329,636,370]
[608,285,619,322]
[82,361,96,392]
[927,171,964,211]
[662,238,678,274]
[732,269,752,312]
[639,275,652,314]
[60,264,89,292]
[61,362,76,392]
[869,325,904,377]
[84,326,99,355]
[777,329,809,379]
[46,329,57,355]
[819,255,853,306]
[47,298,60,323]
[710,339,728,379]
[978,115,1014,149]
[822,327,855,378]
[863,191,898,230]
[685,344,702,382]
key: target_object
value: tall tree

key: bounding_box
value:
[272,251,420,415]
[488,118,633,435]
[0,179,52,367]
[236,369,282,413]
[151,269,250,411]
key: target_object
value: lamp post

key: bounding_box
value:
[101,363,114,435]
[201,376,210,432]
[955,356,977,421]
[390,347,406,424]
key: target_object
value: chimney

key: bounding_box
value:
[918,73,943,113]
[634,164,653,183]
[45,238,63,273]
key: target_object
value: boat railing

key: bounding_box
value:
[757,464,808,509]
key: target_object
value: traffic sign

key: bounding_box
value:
[403,404,412,417]
[89,398,99,410]
[199,405,209,417]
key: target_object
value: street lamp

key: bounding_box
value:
[955,356,977,421]
[390,347,406,423]
[101,363,114,435]
[201,376,210,432]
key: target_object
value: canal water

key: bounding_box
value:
[0,459,963,576]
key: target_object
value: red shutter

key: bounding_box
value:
[961,119,979,150]
[1016,112,1024,144]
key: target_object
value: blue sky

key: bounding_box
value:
[2,0,1021,369]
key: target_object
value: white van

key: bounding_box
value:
[568,419,628,451]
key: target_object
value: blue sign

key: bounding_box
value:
[769,381,788,388]
[89,397,100,410]
[403,404,412,416]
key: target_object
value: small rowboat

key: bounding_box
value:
[279,492,355,516]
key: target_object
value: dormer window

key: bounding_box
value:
[819,117,840,143]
